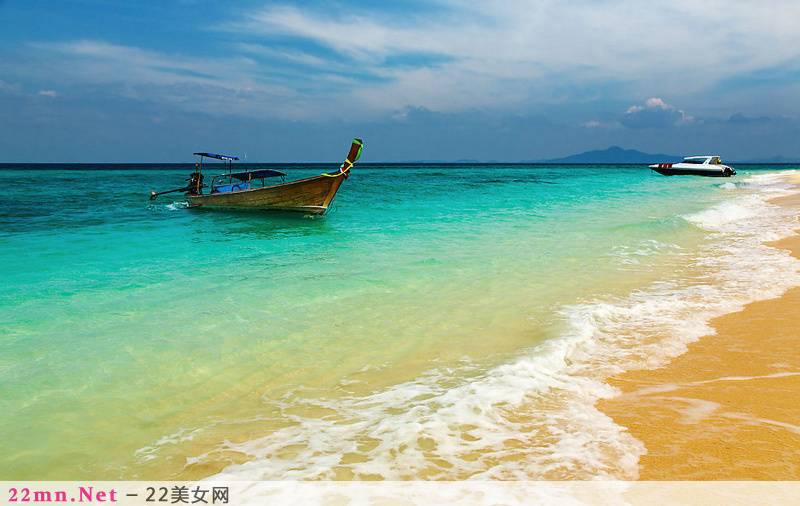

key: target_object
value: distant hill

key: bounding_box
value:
[530,146,800,164]
[536,146,678,164]
[395,147,799,164]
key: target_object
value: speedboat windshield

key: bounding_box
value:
[682,156,713,164]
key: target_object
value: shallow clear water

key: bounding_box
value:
[1,163,798,480]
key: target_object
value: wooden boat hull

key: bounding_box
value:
[187,173,345,215]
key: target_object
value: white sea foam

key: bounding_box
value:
[608,240,683,265]
[145,201,188,211]
[135,426,207,462]
[201,343,643,480]
[197,171,800,482]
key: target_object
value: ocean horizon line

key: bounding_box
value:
[1,161,799,168]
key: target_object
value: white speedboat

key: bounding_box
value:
[649,156,736,177]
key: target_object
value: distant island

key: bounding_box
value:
[534,146,675,164]
[532,146,800,164]
[395,147,799,164]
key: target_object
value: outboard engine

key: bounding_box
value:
[186,172,204,195]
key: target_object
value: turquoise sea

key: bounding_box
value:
[1,162,799,481]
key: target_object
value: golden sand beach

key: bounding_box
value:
[598,189,800,480]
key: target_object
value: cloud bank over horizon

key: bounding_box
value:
[1,0,799,162]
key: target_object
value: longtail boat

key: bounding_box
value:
[150,138,363,215]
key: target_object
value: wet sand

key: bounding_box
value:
[599,192,800,480]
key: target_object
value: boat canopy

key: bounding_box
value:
[681,156,719,164]
[193,152,240,161]
[230,170,286,181]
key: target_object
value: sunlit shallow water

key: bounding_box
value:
[1,163,798,480]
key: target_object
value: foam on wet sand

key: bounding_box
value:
[598,181,800,480]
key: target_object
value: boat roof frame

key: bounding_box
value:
[683,155,719,161]
[193,152,240,161]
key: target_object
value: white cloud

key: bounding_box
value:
[24,40,315,118]
[46,40,252,86]
[37,90,57,97]
[8,1,800,122]
[0,80,22,95]
[621,97,694,129]
[219,0,800,117]
[236,43,330,69]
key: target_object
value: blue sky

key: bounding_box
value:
[1,0,799,162]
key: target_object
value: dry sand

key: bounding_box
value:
[598,192,800,480]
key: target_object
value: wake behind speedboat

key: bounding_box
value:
[649,156,736,177]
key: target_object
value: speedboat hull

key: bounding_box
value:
[649,156,735,177]
[649,163,736,177]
